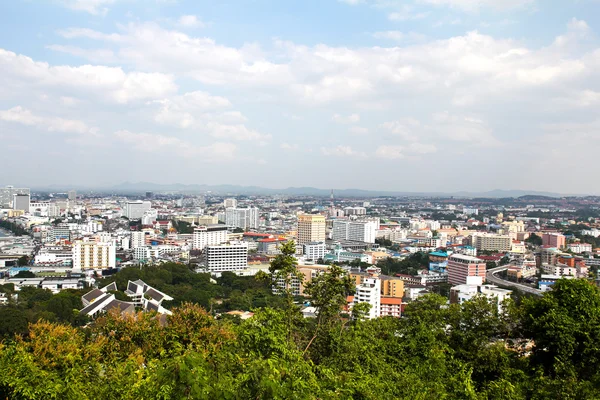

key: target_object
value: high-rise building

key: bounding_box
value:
[447,254,486,285]
[472,233,512,252]
[352,277,381,319]
[225,207,259,230]
[205,242,248,273]
[297,214,326,245]
[332,220,378,243]
[72,240,116,270]
[542,233,566,249]
[0,186,30,208]
[192,224,229,250]
[68,190,77,201]
[223,198,237,208]
[13,194,30,213]
[130,231,146,249]
[124,201,152,220]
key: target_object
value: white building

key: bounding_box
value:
[205,242,248,273]
[351,276,381,319]
[344,207,367,216]
[223,198,237,208]
[332,220,378,243]
[124,201,152,220]
[130,231,146,249]
[141,209,159,225]
[568,242,593,254]
[192,224,229,250]
[303,241,326,261]
[463,207,479,216]
[541,263,577,277]
[72,240,116,270]
[225,207,259,230]
[450,283,512,312]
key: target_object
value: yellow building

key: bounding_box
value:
[364,251,389,265]
[381,277,405,298]
[297,214,326,245]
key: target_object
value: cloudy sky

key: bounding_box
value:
[1,0,599,193]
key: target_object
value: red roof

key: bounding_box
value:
[244,232,272,237]
[381,297,402,305]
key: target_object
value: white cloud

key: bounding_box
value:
[0,106,99,136]
[280,143,299,150]
[113,130,237,159]
[207,122,271,142]
[375,145,405,159]
[332,113,360,124]
[321,145,367,157]
[178,15,204,28]
[380,119,422,141]
[419,0,535,12]
[350,126,369,135]
[60,0,116,15]
[0,48,177,104]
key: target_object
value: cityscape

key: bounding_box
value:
[2,0,600,398]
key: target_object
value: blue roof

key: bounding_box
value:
[430,251,448,257]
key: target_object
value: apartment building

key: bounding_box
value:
[124,201,152,220]
[332,220,378,244]
[542,233,566,249]
[297,214,326,245]
[447,254,486,285]
[472,233,512,252]
[205,242,248,273]
[303,241,326,260]
[72,240,116,270]
[192,224,228,250]
[225,207,259,230]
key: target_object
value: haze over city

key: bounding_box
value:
[1,0,600,192]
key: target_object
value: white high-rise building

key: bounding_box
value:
[141,209,158,225]
[225,207,259,230]
[205,242,248,273]
[192,225,229,250]
[72,240,116,270]
[0,186,29,208]
[130,232,146,249]
[352,276,381,319]
[68,190,77,201]
[224,198,237,208]
[332,220,378,243]
[303,241,326,261]
[124,201,152,220]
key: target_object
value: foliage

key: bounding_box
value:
[377,252,430,275]
[526,233,543,246]
[3,270,600,398]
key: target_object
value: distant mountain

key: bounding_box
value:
[24,182,580,198]
[102,183,573,198]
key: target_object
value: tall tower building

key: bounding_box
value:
[224,198,237,208]
[68,190,77,201]
[297,214,326,245]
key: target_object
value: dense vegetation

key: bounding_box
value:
[377,252,430,275]
[2,244,600,398]
[0,219,29,236]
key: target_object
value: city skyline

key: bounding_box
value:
[1,0,600,192]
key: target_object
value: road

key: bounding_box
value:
[486,266,543,296]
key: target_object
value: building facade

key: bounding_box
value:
[447,254,486,285]
[205,242,248,273]
[297,214,326,245]
[332,220,377,243]
[72,240,116,270]
[192,224,229,250]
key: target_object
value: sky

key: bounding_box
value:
[0,0,599,193]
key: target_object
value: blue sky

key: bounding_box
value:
[1,0,599,193]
